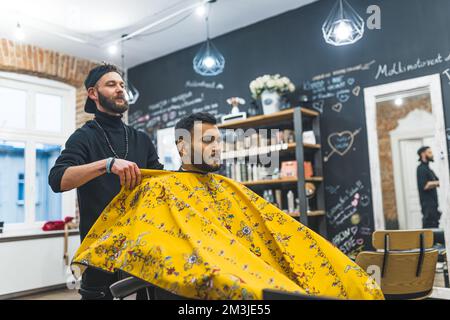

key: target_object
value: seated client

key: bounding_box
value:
[71,112,384,300]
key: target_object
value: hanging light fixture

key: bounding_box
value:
[120,35,139,105]
[322,0,364,46]
[15,22,25,41]
[193,1,225,76]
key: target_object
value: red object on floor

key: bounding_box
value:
[42,216,75,231]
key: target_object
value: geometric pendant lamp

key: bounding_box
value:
[322,0,364,46]
[121,36,139,104]
[193,2,225,76]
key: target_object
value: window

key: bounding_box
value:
[35,93,63,133]
[0,87,27,129]
[0,141,25,223]
[35,144,62,222]
[0,72,76,232]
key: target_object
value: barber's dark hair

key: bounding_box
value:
[85,62,123,89]
[99,62,123,76]
[417,146,430,161]
[175,112,217,143]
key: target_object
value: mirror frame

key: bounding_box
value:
[364,74,450,299]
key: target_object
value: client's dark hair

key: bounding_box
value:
[175,112,217,143]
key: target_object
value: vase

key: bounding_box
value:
[261,90,280,115]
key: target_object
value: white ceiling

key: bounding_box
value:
[0,0,318,68]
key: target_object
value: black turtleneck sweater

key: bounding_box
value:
[417,161,439,207]
[49,110,163,240]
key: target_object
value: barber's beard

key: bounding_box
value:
[98,91,129,114]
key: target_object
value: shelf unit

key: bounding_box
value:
[218,107,327,237]
[241,176,323,186]
[220,142,321,160]
[218,108,318,129]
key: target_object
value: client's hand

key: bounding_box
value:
[111,159,142,189]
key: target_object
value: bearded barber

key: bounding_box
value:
[49,63,163,300]
[416,146,441,228]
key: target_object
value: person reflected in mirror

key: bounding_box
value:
[416,146,441,228]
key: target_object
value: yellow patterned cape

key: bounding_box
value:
[72,170,383,300]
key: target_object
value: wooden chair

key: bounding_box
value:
[356,230,438,300]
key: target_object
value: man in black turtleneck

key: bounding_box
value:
[416,146,441,228]
[48,63,163,299]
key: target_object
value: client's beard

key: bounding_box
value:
[189,152,222,173]
[98,91,129,114]
[192,162,222,173]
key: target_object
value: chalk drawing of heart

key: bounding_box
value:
[328,131,355,156]
[332,103,343,113]
[312,100,324,113]
[347,78,355,86]
[336,90,351,103]
[352,86,361,96]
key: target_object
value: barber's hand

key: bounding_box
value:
[110,159,142,189]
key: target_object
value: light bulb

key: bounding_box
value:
[394,98,403,106]
[203,56,215,69]
[334,20,352,41]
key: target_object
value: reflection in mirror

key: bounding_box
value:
[371,84,449,290]
[375,89,444,230]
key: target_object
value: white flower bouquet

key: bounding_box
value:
[249,74,296,99]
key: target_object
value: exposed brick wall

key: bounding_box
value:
[0,38,99,128]
[376,94,432,229]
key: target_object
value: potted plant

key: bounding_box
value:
[249,74,295,115]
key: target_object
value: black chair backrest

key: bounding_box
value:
[263,289,335,300]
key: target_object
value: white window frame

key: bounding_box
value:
[0,71,76,233]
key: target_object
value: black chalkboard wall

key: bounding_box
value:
[128,0,450,256]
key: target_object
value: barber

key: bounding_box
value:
[48,63,163,299]
[416,146,441,228]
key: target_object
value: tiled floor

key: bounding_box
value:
[14,288,138,300]
[434,268,447,288]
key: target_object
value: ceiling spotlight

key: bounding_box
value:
[196,5,207,17]
[15,23,25,41]
[108,44,118,55]
[394,98,403,106]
